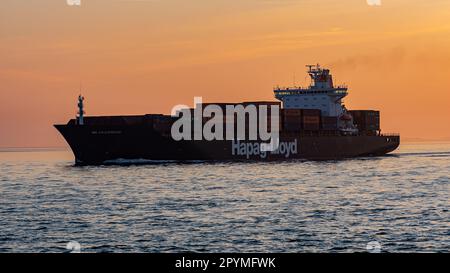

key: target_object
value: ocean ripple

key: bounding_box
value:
[0,143,449,252]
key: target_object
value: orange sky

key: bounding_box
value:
[1,0,450,147]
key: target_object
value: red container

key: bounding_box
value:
[302,115,320,129]
[303,116,320,123]
[302,110,320,130]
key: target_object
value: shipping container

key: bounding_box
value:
[144,114,163,125]
[303,120,320,130]
[302,109,321,117]
[303,116,320,124]
[153,115,174,133]
[283,115,301,122]
[201,101,281,111]
[283,121,302,132]
[122,116,145,125]
[243,101,281,107]
[321,116,338,130]
[281,109,301,131]
[84,115,145,126]
[303,123,320,131]
[349,110,380,131]
[283,109,302,116]
[301,109,320,130]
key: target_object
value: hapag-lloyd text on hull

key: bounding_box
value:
[232,139,298,159]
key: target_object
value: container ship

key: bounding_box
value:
[55,65,400,165]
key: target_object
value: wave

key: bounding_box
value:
[394,151,450,157]
[101,158,208,165]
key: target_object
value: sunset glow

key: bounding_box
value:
[1,0,450,147]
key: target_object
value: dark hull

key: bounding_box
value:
[55,124,400,165]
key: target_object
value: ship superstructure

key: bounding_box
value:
[274,64,348,117]
[275,65,357,133]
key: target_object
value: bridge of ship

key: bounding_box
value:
[273,87,348,99]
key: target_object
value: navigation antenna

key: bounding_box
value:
[306,64,315,86]
[77,94,85,125]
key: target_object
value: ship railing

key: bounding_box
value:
[274,85,347,90]
[380,133,400,137]
[274,86,307,91]
[273,88,348,96]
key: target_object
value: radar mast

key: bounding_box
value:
[77,95,85,125]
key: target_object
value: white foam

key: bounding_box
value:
[103,158,178,164]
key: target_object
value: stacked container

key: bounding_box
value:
[282,109,302,131]
[200,102,282,138]
[83,116,145,126]
[152,115,174,134]
[349,110,380,132]
[321,116,338,130]
[302,109,321,131]
[244,102,282,132]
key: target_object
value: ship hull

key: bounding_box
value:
[55,124,400,165]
